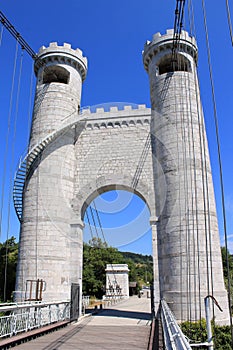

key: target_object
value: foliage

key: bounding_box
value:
[181,319,207,346]
[0,235,153,302]
[121,251,153,288]
[180,319,232,350]
[221,247,233,306]
[82,238,124,298]
[0,236,18,302]
[82,239,153,298]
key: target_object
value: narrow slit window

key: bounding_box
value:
[42,66,70,84]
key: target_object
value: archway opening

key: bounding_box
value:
[81,189,153,310]
[157,53,191,75]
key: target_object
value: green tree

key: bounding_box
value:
[121,251,153,287]
[181,319,232,350]
[82,238,124,298]
[221,246,233,305]
[0,236,18,302]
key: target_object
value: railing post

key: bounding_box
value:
[49,304,52,324]
[56,304,60,321]
[26,310,29,332]
[38,306,42,327]
[204,297,214,350]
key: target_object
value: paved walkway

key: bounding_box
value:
[14,296,152,350]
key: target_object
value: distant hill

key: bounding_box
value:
[121,251,153,264]
[120,251,153,286]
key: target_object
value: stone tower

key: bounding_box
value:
[14,31,229,324]
[143,29,229,323]
[15,43,87,301]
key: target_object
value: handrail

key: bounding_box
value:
[0,301,70,338]
[0,300,70,313]
[160,299,192,350]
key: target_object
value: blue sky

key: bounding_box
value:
[0,1,232,255]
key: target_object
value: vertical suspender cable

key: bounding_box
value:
[92,200,118,286]
[201,0,233,342]
[184,42,202,322]
[86,210,94,240]
[182,28,199,321]
[89,205,100,240]
[173,73,184,321]
[0,40,18,241]
[0,24,3,46]
[187,0,195,37]
[26,63,34,147]
[170,0,186,321]
[85,200,119,292]
[92,200,107,245]
[4,49,23,301]
[186,0,203,322]
[226,0,233,46]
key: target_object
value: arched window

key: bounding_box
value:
[42,65,70,84]
[158,53,191,75]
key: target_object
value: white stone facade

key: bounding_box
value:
[105,264,129,298]
[15,31,229,323]
[143,29,229,324]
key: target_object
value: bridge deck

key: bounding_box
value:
[13,295,152,349]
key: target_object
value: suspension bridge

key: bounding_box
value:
[0,1,233,349]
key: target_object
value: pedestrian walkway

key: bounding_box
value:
[14,295,152,349]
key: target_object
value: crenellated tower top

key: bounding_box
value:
[34,42,88,81]
[143,29,198,73]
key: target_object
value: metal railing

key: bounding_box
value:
[0,301,70,339]
[160,300,192,350]
[82,296,90,308]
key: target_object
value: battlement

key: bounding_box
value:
[80,103,150,115]
[143,29,198,71]
[79,103,151,130]
[34,42,87,81]
[149,29,196,47]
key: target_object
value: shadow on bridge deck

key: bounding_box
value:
[12,296,153,350]
[92,308,152,321]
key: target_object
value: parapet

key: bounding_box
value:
[80,103,149,115]
[34,42,88,81]
[105,264,130,272]
[143,29,198,72]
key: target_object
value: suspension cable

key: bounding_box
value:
[92,200,119,286]
[226,0,233,46]
[0,11,37,59]
[26,62,34,147]
[184,29,202,321]
[89,205,100,240]
[85,200,120,295]
[0,22,3,46]
[85,210,94,240]
[186,2,202,323]
[181,27,199,322]
[172,0,186,65]
[187,0,195,37]
[172,60,185,322]
[4,47,23,301]
[201,0,233,341]
[0,40,19,241]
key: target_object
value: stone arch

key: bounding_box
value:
[72,173,155,222]
[80,183,152,221]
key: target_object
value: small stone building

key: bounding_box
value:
[105,264,129,298]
